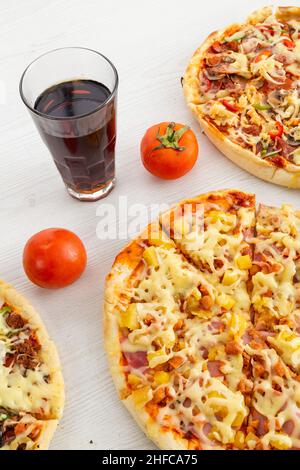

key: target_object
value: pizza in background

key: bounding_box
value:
[104,189,300,450]
[183,6,300,188]
[0,281,64,450]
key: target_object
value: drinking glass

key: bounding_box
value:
[20,47,118,201]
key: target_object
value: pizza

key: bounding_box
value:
[0,281,64,450]
[183,6,300,188]
[104,189,300,450]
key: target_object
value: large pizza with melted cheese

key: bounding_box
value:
[183,6,300,188]
[104,189,300,450]
[0,281,64,450]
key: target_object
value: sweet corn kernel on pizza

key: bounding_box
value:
[104,189,300,450]
[183,6,300,188]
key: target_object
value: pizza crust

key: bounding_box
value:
[183,6,300,189]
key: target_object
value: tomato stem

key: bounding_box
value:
[154,122,189,151]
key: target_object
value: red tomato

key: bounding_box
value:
[23,228,87,289]
[141,122,198,180]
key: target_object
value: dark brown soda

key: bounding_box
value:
[34,79,116,194]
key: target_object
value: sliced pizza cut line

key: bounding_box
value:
[251,204,300,374]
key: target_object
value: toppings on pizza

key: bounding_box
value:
[0,409,45,450]
[252,203,300,377]
[105,190,300,450]
[200,12,300,165]
[247,335,300,450]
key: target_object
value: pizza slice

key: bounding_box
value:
[244,329,300,450]
[149,312,253,450]
[106,222,207,391]
[160,190,255,319]
[105,218,253,450]
[0,281,64,450]
[252,204,300,373]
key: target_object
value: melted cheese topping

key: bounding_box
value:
[269,325,300,370]
[167,206,253,318]
[248,203,300,449]
[156,374,248,448]
[0,366,57,415]
[134,247,204,305]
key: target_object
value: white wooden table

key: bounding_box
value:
[0,0,298,450]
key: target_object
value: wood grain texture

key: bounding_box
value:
[0,0,298,450]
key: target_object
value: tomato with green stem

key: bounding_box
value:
[141,122,198,180]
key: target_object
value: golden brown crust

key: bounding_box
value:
[276,6,300,22]
[162,187,255,212]
[35,420,59,450]
[183,6,300,188]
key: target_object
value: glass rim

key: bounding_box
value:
[19,46,119,121]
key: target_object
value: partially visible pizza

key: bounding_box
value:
[183,6,300,188]
[0,281,64,450]
[104,189,300,450]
